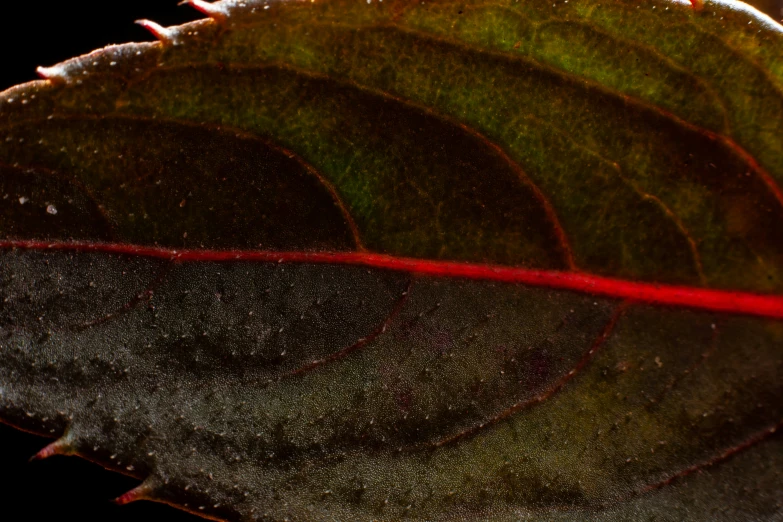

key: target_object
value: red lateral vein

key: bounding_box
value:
[122,61,572,266]
[73,261,172,331]
[279,280,412,380]
[402,22,783,210]
[431,302,628,448]
[648,321,721,409]
[0,114,365,251]
[2,240,783,319]
[277,61,577,268]
[364,22,783,209]
[0,161,117,241]
[637,417,783,496]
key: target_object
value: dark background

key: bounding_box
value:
[1,2,203,519]
[1,1,202,91]
[1,0,781,521]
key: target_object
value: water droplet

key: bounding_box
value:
[46,204,58,215]
[18,197,28,205]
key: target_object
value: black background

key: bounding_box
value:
[2,1,202,91]
[1,2,203,519]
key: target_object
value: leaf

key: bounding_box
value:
[1,0,782,520]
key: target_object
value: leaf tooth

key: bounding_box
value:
[29,432,76,461]
[135,20,180,46]
[179,0,229,24]
[114,478,158,505]
[35,65,68,85]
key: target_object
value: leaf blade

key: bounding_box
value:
[1,0,782,520]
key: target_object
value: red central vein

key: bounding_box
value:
[2,240,783,320]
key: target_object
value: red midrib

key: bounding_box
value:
[2,239,783,320]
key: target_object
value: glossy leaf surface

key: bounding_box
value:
[1,0,783,520]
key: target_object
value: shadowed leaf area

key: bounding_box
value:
[1,0,783,520]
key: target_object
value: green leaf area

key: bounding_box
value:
[0,0,782,520]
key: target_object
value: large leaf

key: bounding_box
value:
[1,0,783,519]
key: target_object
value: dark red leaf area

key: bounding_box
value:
[0,248,607,449]
[1,250,410,383]
[129,55,783,283]
[0,164,114,241]
[0,118,358,251]
[5,61,783,286]
[2,246,782,513]
[124,64,575,268]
